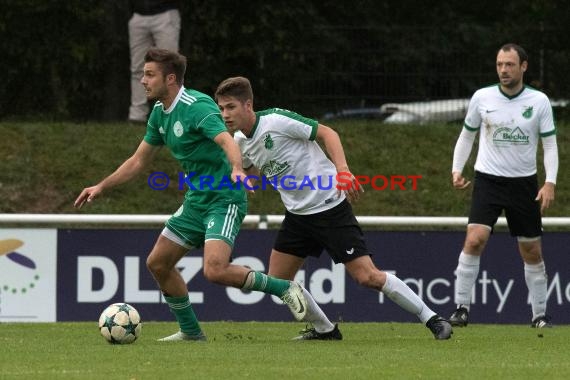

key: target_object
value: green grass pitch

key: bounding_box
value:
[1,321,568,379]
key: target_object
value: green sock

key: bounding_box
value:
[164,294,202,336]
[243,271,291,297]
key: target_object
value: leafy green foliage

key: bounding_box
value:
[1,1,568,120]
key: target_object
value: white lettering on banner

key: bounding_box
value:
[546,273,563,304]
[533,273,570,305]
[456,270,515,311]
[493,279,514,313]
[226,256,266,305]
[269,263,345,305]
[77,256,118,302]
[426,278,451,305]
[404,278,423,298]
[178,257,205,303]
[382,272,453,305]
[77,256,204,303]
[308,263,346,303]
[76,254,570,310]
[479,270,492,304]
[544,272,570,305]
[125,257,159,302]
[380,270,517,313]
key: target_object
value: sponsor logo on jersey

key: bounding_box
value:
[260,160,289,177]
[492,126,529,146]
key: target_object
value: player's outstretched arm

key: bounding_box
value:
[74,141,161,208]
[214,131,254,192]
[316,124,363,202]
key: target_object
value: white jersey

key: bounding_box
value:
[464,84,556,177]
[235,108,344,215]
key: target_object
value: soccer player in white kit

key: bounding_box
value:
[215,76,453,340]
[450,43,558,328]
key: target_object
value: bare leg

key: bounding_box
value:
[345,256,435,322]
[146,234,203,340]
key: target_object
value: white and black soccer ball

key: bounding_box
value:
[98,303,142,344]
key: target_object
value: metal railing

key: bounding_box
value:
[1,214,570,229]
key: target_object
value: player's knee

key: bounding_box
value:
[519,241,543,263]
[464,235,486,252]
[202,263,226,284]
[525,247,542,260]
[351,271,382,290]
[146,255,166,278]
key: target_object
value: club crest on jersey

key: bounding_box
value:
[173,121,184,137]
[522,106,533,119]
[264,134,274,150]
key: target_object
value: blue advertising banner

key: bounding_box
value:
[57,229,570,324]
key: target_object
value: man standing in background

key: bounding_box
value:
[450,43,558,328]
[128,0,181,123]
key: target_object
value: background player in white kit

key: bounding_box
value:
[450,43,558,328]
[215,76,452,340]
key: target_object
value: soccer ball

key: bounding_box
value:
[98,303,142,344]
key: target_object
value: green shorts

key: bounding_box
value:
[165,198,246,248]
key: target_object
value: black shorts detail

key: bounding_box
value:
[469,171,542,237]
[274,200,370,264]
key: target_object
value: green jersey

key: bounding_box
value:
[144,87,246,207]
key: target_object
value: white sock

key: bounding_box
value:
[301,287,335,333]
[524,261,548,320]
[454,251,480,307]
[382,272,435,323]
[242,271,256,289]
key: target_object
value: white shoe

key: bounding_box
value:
[157,331,207,342]
[281,282,307,321]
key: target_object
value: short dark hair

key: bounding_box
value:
[144,48,187,85]
[498,43,528,65]
[215,76,253,103]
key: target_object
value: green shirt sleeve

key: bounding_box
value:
[143,109,164,146]
[193,99,227,140]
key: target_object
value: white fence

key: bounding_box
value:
[1,214,570,229]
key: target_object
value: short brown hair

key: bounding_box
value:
[215,76,253,103]
[144,48,187,85]
[498,43,528,65]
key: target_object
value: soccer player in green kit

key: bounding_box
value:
[74,48,307,341]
